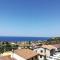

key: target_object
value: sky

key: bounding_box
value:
[0,0,60,37]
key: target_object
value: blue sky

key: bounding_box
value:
[0,0,60,37]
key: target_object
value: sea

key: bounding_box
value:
[0,36,50,42]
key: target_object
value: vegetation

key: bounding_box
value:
[0,41,18,54]
[44,37,60,45]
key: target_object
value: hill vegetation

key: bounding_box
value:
[44,37,60,45]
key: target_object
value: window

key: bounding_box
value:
[41,50,43,53]
[40,55,42,58]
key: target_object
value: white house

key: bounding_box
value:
[33,48,45,60]
[11,49,38,60]
[33,45,56,60]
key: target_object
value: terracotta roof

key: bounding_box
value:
[14,49,38,59]
[53,44,60,48]
[42,45,56,50]
[0,55,15,60]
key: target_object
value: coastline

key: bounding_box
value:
[0,36,50,42]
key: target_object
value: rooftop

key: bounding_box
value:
[42,45,56,50]
[53,44,60,48]
[14,49,38,59]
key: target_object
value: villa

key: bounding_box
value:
[33,45,56,60]
[11,49,38,60]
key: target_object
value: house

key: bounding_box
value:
[42,45,56,57]
[11,49,38,60]
[33,45,56,60]
[34,47,46,60]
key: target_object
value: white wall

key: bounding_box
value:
[46,49,50,58]
[55,48,58,51]
[33,47,52,60]
[34,48,45,55]
[33,48,45,60]
[11,53,26,60]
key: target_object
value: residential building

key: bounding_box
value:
[11,49,38,60]
[33,45,56,60]
[34,48,46,60]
